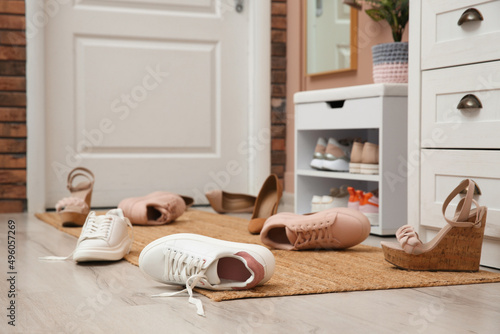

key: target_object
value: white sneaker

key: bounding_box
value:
[139,233,275,316]
[73,209,133,262]
[310,137,327,170]
[40,209,133,262]
[311,195,323,212]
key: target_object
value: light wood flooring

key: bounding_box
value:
[1,210,499,334]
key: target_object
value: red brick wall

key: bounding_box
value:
[271,0,286,188]
[0,1,26,213]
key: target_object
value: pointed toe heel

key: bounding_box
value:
[248,174,282,234]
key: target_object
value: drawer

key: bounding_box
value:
[295,97,382,130]
[421,0,500,70]
[420,149,500,240]
[421,61,500,149]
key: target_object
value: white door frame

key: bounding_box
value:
[26,1,270,213]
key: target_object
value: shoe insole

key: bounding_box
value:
[267,227,292,246]
[255,190,277,218]
[146,206,162,221]
[218,257,251,282]
[223,196,254,211]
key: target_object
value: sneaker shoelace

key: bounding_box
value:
[39,212,133,261]
[152,248,208,317]
[295,225,332,248]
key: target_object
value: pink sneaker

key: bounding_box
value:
[359,192,379,226]
[119,191,192,225]
[260,208,370,250]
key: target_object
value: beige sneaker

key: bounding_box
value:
[349,141,364,174]
[260,208,370,250]
[360,142,379,175]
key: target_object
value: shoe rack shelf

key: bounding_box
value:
[294,83,408,236]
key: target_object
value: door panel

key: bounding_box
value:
[46,0,250,207]
[75,37,217,153]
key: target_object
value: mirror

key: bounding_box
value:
[306,0,358,76]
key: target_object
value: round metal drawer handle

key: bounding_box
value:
[457,8,484,26]
[457,94,483,110]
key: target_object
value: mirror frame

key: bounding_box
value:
[304,2,358,77]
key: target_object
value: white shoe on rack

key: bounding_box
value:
[311,195,323,212]
[322,138,352,172]
[310,137,327,170]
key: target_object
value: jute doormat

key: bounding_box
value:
[35,210,500,302]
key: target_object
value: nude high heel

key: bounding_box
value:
[248,174,283,234]
[381,179,487,271]
[56,167,95,227]
[205,190,256,214]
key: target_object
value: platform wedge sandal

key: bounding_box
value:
[381,179,487,271]
[55,167,95,227]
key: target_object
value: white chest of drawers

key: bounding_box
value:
[409,0,500,268]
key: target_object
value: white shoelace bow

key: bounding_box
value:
[152,248,208,317]
[39,212,133,261]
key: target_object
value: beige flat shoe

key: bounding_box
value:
[248,174,282,234]
[205,190,256,214]
[56,167,94,227]
[381,179,487,271]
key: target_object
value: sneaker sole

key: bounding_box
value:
[349,162,361,174]
[360,163,379,175]
[322,159,349,172]
[310,159,323,170]
[139,233,275,285]
[73,238,131,262]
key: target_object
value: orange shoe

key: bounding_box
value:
[359,192,379,226]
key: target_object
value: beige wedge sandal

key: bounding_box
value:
[56,167,95,227]
[381,179,487,271]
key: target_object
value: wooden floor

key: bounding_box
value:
[1,211,500,333]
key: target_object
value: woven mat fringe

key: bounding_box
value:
[35,210,500,302]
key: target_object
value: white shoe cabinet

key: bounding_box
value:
[294,84,408,236]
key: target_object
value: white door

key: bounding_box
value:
[42,0,266,208]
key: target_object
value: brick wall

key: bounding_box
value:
[271,0,286,188]
[0,1,27,213]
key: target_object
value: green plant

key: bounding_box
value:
[346,0,409,42]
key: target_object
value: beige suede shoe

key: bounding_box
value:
[119,191,191,225]
[260,208,370,250]
[205,190,256,214]
[360,142,379,175]
[349,141,364,173]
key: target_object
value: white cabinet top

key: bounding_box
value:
[294,83,408,104]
